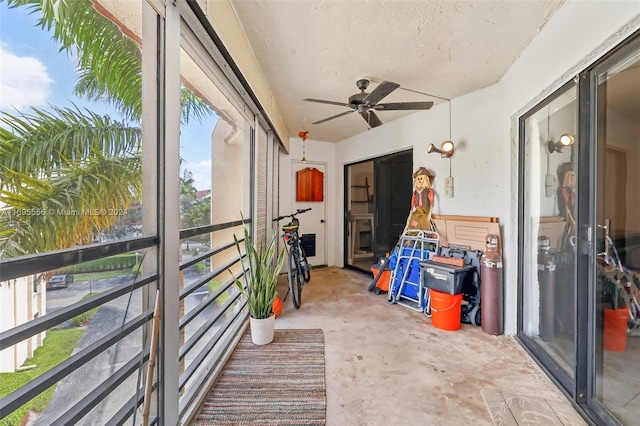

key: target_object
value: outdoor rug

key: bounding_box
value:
[193,329,326,425]
[481,389,586,425]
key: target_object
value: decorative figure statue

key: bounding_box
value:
[405,166,434,231]
[560,169,576,248]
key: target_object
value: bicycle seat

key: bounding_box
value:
[282,222,299,232]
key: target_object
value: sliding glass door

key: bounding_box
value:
[589,38,640,426]
[519,83,578,388]
[519,32,640,426]
[344,150,413,272]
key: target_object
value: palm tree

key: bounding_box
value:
[0,0,211,257]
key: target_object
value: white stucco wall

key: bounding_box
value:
[279,138,337,264]
[0,280,17,371]
[0,276,46,373]
[278,1,640,335]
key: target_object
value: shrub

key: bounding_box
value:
[194,261,207,274]
[207,280,230,306]
[59,254,138,274]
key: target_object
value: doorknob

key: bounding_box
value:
[320,219,325,223]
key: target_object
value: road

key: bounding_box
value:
[46,275,134,315]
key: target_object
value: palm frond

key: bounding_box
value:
[180,89,214,124]
[7,0,212,124]
[0,105,140,182]
[0,156,141,257]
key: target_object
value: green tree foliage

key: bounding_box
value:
[179,169,211,244]
[0,0,212,257]
[182,198,211,230]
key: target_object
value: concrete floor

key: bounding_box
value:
[274,266,586,426]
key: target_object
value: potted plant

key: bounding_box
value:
[231,224,286,345]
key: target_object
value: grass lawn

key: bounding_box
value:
[0,328,84,426]
[71,293,100,327]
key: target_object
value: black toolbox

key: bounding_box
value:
[420,260,477,295]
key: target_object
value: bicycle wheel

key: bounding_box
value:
[298,244,311,283]
[288,250,302,309]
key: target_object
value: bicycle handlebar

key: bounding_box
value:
[273,208,312,222]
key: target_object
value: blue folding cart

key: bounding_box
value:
[387,229,440,314]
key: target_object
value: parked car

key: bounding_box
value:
[46,274,74,290]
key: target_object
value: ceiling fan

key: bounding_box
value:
[303,79,433,128]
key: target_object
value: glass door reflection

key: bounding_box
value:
[592,42,640,425]
[521,84,578,379]
[346,161,375,271]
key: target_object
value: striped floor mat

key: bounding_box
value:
[193,329,326,425]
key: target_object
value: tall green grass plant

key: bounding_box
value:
[231,225,285,320]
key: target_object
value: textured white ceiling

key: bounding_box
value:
[231,0,564,142]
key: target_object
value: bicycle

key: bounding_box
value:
[273,208,312,309]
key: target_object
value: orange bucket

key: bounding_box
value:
[430,289,462,331]
[370,266,390,292]
[604,308,629,352]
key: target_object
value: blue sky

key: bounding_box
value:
[0,2,213,190]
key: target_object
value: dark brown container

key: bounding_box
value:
[481,234,504,335]
[537,236,556,340]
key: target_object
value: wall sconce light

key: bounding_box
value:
[547,133,575,153]
[427,140,456,158]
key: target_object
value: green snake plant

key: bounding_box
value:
[232,224,286,320]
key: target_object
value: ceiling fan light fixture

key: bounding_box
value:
[428,140,455,158]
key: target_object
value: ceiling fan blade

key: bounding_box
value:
[303,98,354,108]
[362,80,400,106]
[360,110,383,128]
[312,109,355,124]
[374,101,434,111]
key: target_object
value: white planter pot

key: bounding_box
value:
[249,315,275,345]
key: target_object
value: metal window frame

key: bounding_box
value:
[517,27,640,426]
[178,295,246,390]
[178,270,244,361]
[0,1,163,422]
[0,0,283,422]
[140,0,162,422]
[0,273,156,349]
[180,1,284,148]
[515,78,578,389]
[0,236,157,282]
[2,312,150,415]
[48,351,150,425]
[580,29,640,425]
[169,2,260,422]
[178,259,245,326]
[159,1,181,424]
[179,219,247,240]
